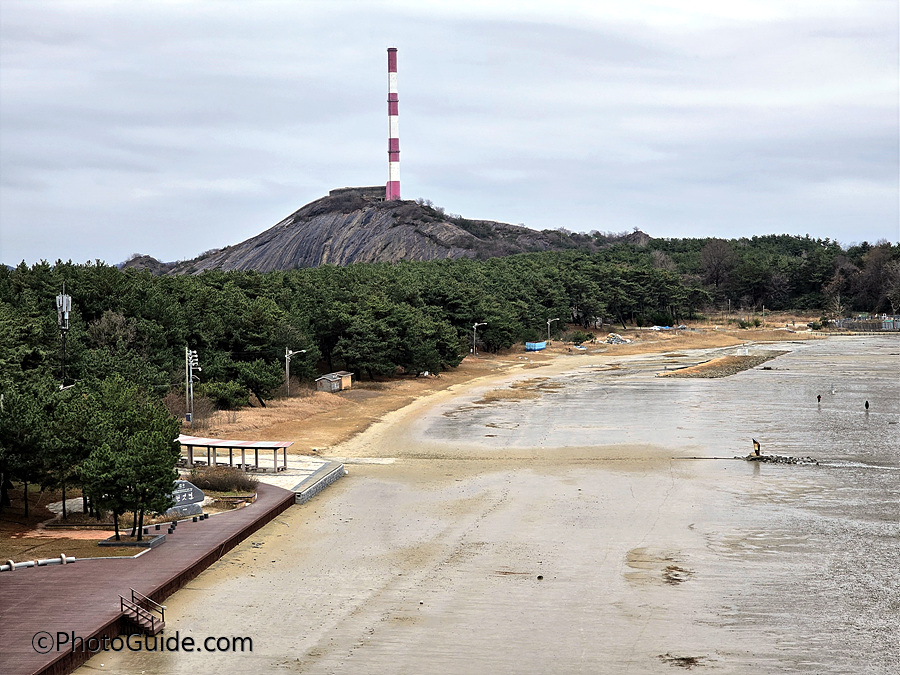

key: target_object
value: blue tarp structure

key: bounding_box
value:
[525,341,547,351]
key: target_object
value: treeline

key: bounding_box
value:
[1,252,698,398]
[548,233,898,313]
[2,237,898,401]
[2,236,897,516]
[635,235,899,313]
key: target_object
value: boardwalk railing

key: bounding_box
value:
[119,591,165,635]
[130,588,165,625]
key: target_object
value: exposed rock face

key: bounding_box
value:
[122,190,653,274]
[119,254,176,275]
[623,230,652,247]
[167,196,477,274]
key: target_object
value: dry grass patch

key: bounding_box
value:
[1,535,135,561]
[0,486,137,560]
[729,329,824,342]
[198,392,348,438]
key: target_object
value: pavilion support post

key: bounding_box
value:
[241,448,246,471]
[207,447,211,467]
[229,448,233,467]
[254,448,259,471]
[283,447,287,471]
[188,446,194,468]
[273,448,278,472]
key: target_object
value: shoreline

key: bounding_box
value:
[69,332,900,674]
[201,327,827,458]
[1,328,820,562]
[324,334,804,461]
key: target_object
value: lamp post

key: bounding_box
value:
[285,348,307,396]
[185,348,201,427]
[547,317,559,342]
[472,322,487,356]
[56,285,72,388]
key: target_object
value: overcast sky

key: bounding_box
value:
[1,0,897,266]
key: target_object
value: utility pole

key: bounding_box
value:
[285,348,306,396]
[547,317,559,342]
[185,347,201,427]
[472,322,487,356]
[56,284,72,388]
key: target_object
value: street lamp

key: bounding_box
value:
[185,348,201,427]
[547,317,559,342]
[285,348,307,396]
[56,284,72,388]
[472,322,487,356]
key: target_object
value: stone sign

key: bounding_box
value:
[165,480,205,518]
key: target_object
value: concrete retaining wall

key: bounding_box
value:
[293,462,346,504]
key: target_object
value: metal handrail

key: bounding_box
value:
[120,596,159,633]
[120,597,152,623]
[130,588,166,623]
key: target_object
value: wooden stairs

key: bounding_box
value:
[120,588,165,635]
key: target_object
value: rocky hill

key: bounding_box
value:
[124,189,646,274]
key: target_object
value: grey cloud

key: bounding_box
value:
[1,2,896,266]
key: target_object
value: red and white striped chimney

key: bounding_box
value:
[386,47,400,200]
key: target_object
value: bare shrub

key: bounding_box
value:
[162,390,185,418]
[188,466,258,493]
[190,396,217,430]
[292,383,316,398]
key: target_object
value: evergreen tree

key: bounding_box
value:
[80,375,180,540]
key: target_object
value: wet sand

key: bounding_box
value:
[75,336,899,674]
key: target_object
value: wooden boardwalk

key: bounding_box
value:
[0,482,296,675]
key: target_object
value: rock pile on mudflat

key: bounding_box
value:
[740,454,818,465]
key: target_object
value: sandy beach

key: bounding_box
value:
[74,333,899,674]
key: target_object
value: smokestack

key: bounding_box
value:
[386,47,400,200]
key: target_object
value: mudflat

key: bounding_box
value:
[75,333,899,674]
